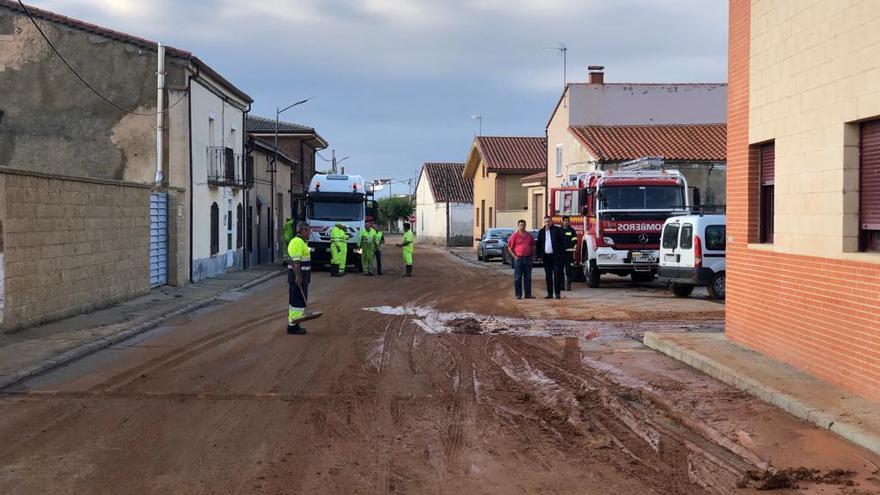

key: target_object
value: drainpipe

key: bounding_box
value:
[155,43,166,186]
[446,201,450,247]
[188,63,199,283]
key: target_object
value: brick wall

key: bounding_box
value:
[726,0,880,401]
[0,168,151,333]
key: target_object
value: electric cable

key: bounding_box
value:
[16,0,186,116]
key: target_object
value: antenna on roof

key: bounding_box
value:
[543,42,568,89]
[471,113,482,136]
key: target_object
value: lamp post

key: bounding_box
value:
[271,97,312,263]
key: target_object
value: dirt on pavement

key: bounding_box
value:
[0,244,878,494]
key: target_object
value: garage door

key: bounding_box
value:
[149,193,169,287]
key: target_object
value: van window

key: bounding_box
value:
[680,224,693,249]
[705,225,726,251]
[662,224,680,249]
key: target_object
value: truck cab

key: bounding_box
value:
[551,167,689,288]
[305,174,375,270]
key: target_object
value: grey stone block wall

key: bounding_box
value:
[0,169,151,333]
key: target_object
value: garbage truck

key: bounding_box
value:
[305,173,377,270]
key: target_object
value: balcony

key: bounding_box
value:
[207,146,247,188]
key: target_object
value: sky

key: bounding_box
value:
[34,0,728,197]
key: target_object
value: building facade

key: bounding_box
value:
[0,1,252,329]
[244,137,295,266]
[463,137,546,243]
[545,68,728,193]
[415,163,473,246]
[728,0,880,401]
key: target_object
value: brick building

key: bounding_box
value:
[727,0,880,401]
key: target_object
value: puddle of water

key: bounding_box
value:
[363,306,722,340]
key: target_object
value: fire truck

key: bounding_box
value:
[549,159,690,288]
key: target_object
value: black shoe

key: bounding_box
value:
[545,294,553,299]
[555,294,562,299]
[525,295,535,299]
[515,295,522,300]
[287,325,307,335]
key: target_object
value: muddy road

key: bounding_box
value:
[1,246,878,494]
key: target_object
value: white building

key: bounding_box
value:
[546,66,728,191]
[415,163,474,246]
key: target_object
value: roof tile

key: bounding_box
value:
[422,163,472,203]
[569,124,727,161]
[476,136,546,172]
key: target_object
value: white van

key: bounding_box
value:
[657,214,726,300]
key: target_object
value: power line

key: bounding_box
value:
[16,0,186,117]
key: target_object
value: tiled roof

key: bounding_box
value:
[1,0,253,103]
[476,136,547,172]
[422,163,472,203]
[569,124,727,161]
[246,115,315,134]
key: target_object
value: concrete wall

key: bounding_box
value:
[471,160,497,243]
[0,7,187,182]
[727,0,880,402]
[415,174,473,246]
[190,79,245,281]
[0,169,150,333]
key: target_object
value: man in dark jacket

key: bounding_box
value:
[536,216,565,299]
[560,216,578,291]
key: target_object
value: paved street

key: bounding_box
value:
[1,244,878,494]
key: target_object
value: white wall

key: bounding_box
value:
[568,83,728,126]
[190,78,245,281]
[415,173,473,246]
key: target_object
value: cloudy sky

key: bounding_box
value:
[35,0,728,195]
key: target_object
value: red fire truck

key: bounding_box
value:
[550,166,689,288]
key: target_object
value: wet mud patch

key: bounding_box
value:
[743,467,857,490]
[363,305,721,340]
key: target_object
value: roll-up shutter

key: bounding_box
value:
[860,120,880,230]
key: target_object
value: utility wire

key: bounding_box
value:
[17,0,186,116]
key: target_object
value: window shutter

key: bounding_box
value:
[861,120,880,229]
[760,142,775,186]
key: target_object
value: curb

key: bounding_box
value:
[0,269,285,391]
[643,332,880,456]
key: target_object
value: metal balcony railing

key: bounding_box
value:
[207,146,245,188]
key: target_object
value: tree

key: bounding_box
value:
[377,196,413,231]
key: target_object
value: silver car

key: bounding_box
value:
[477,228,514,261]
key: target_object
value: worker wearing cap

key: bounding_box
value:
[561,216,578,291]
[396,222,415,277]
[329,222,348,277]
[287,221,312,335]
[358,221,377,275]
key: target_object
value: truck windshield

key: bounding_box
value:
[600,186,684,210]
[308,201,364,221]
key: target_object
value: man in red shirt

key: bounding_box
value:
[506,219,536,299]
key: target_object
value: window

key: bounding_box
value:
[476,207,480,227]
[210,203,219,255]
[489,207,493,228]
[860,120,880,252]
[308,200,364,221]
[555,145,564,176]
[705,225,726,251]
[208,117,216,148]
[759,141,775,243]
[599,186,684,210]
[679,224,693,249]
[662,224,680,249]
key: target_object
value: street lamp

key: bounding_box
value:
[271,97,312,263]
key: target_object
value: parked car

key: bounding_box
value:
[501,230,543,267]
[657,213,726,300]
[477,228,514,261]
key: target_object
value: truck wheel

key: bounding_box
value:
[477,249,484,262]
[670,284,694,297]
[585,259,600,288]
[631,272,655,284]
[707,272,726,300]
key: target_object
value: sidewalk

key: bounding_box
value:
[645,332,880,455]
[0,264,284,390]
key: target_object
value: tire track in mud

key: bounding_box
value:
[89,312,279,392]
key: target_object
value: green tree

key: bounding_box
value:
[377,196,413,230]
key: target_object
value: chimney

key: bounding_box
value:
[588,65,605,84]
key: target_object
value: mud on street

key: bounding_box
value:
[1,244,878,494]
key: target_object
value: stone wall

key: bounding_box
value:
[0,169,151,333]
